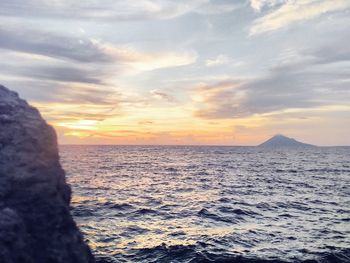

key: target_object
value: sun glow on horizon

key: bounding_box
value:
[29,98,350,146]
[1,0,349,146]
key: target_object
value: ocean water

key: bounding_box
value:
[59,145,350,263]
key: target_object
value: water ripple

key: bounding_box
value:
[60,146,350,262]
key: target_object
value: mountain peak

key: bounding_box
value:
[258,134,314,148]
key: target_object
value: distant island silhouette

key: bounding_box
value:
[258,134,315,148]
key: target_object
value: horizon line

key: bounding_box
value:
[58,143,350,147]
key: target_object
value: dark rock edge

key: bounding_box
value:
[0,85,95,263]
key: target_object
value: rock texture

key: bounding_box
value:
[0,85,95,263]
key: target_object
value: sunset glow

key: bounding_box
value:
[1,0,349,145]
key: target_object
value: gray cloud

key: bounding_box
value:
[0,79,119,105]
[26,66,104,84]
[0,62,104,84]
[0,26,112,63]
[311,34,350,64]
[0,79,122,123]
[0,0,237,21]
[193,22,350,120]
[194,51,350,119]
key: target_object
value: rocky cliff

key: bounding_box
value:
[0,85,95,263]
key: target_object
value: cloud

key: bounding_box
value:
[192,81,248,119]
[0,26,112,63]
[0,62,105,84]
[205,54,229,67]
[250,0,350,35]
[0,0,237,21]
[195,0,240,14]
[0,24,198,92]
[1,79,120,106]
[42,109,117,123]
[150,89,175,102]
[27,83,124,125]
[193,45,350,119]
[137,52,197,71]
[249,0,283,12]
[28,66,105,84]
[0,25,197,73]
[47,84,120,106]
[311,34,350,64]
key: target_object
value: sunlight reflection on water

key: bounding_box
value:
[60,145,350,262]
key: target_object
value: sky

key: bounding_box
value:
[0,0,349,146]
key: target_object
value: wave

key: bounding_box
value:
[95,244,350,263]
[62,145,350,263]
[198,208,235,223]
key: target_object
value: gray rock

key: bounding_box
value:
[0,85,95,263]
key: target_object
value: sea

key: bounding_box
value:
[59,145,350,263]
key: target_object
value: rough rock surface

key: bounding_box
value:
[0,85,95,263]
